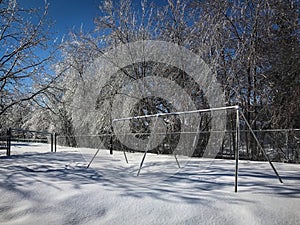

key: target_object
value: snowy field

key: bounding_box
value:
[0,143,299,225]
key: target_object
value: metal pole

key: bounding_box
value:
[285,131,289,161]
[7,128,11,156]
[87,148,100,168]
[240,111,283,183]
[54,133,57,152]
[137,150,147,176]
[121,124,128,163]
[51,134,53,152]
[137,115,159,176]
[235,107,240,192]
[123,150,128,163]
[174,154,181,168]
[110,133,113,155]
[113,105,240,122]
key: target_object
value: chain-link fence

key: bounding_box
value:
[0,129,11,156]
[56,128,300,163]
[0,135,9,154]
[0,128,56,156]
[240,129,299,162]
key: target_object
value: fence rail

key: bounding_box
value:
[0,128,57,156]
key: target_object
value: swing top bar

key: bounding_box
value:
[112,105,239,122]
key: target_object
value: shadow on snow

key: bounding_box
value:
[0,151,299,205]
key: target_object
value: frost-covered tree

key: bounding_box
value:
[261,0,300,129]
[74,0,160,136]
[44,0,299,158]
[30,30,102,145]
[0,0,56,131]
[189,0,299,159]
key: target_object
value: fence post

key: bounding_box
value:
[54,133,57,152]
[6,128,11,156]
[235,107,240,193]
[51,133,53,152]
[110,133,113,155]
[285,131,289,161]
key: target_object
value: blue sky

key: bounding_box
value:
[18,0,168,68]
[17,0,166,75]
[21,0,102,38]
[21,0,166,39]
[46,0,100,33]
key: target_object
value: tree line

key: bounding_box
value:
[0,0,299,159]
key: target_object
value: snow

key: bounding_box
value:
[0,143,299,225]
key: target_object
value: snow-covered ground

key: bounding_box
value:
[0,143,299,225]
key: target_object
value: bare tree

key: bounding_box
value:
[260,0,300,129]
[190,0,299,159]
[0,0,56,126]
